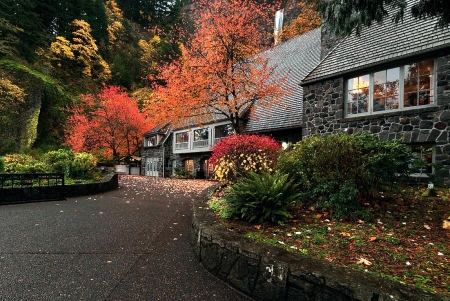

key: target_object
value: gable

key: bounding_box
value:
[302,0,450,84]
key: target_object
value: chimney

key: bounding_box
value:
[274,9,284,45]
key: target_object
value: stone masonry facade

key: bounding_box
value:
[302,54,450,180]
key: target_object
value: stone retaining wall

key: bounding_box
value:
[191,189,449,301]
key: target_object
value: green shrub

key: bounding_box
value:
[312,181,371,221]
[210,135,281,185]
[207,197,234,219]
[174,166,194,179]
[42,149,75,175]
[278,133,414,220]
[0,157,5,172]
[224,171,301,224]
[353,133,413,198]
[3,154,48,173]
[69,152,97,178]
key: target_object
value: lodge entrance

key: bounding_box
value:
[145,157,159,177]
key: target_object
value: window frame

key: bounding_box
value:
[345,59,436,117]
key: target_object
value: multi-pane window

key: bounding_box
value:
[193,129,209,148]
[214,124,233,145]
[145,136,157,147]
[184,159,194,175]
[175,132,189,143]
[346,60,434,116]
[175,132,189,150]
[194,129,209,141]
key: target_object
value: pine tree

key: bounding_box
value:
[311,0,450,36]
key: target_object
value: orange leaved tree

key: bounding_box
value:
[146,0,285,134]
[65,86,153,162]
[279,1,321,41]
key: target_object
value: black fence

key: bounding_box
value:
[0,173,65,204]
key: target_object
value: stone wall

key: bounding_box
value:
[191,192,449,301]
[302,54,450,180]
[141,141,174,177]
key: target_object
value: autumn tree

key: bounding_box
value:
[0,77,26,154]
[48,19,111,84]
[147,0,285,133]
[279,1,321,41]
[310,0,450,36]
[65,86,153,162]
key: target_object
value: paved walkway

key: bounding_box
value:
[0,176,252,301]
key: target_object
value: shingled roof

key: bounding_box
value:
[302,0,450,85]
[243,27,321,133]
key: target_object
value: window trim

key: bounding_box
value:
[345,59,436,117]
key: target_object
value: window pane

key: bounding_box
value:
[404,76,418,94]
[373,83,385,97]
[386,95,399,110]
[419,75,431,90]
[374,71,385,85]
[419,60,433,75]
[347,89,358,114]
[386,67,399,82]
[419,91,431,105]
[357,87,369,113]
[404,93,417,107]
[215,124,233,138]
[347,78,356,90]
[374,96,386,112]
[405,63,418,78]
[194,129,208,141]
[358,75,369,88]
[176,132,189,143]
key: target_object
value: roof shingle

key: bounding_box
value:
[244,28,322,133]
[302,0,450,84]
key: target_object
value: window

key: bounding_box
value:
[346,60,434,116]
[194,129,209,141]
[145,136,157,147]
[214,124,233,145]
[175,132,189,150]
[193,129,209,148]
[184,159,194,175]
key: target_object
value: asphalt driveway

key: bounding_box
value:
[0,176,251,301]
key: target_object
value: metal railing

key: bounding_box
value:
[0,173,65,203]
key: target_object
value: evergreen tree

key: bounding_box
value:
[311,0,450,36]
[0,0,44,60]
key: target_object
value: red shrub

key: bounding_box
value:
[210,134,281,184]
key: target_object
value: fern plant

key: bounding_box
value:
[225,171,301,224]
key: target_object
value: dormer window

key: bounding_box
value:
[145,136,157,147]
[346,59,435,116]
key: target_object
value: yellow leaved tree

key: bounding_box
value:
[49,19,111,84]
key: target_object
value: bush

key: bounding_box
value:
[207,197,234,219]
[224,172,301,224]
[0,157,5,172]
[68,152,97,178]
[42,149,75,175]
[278,133,414,220]
[210,134,281,185]
[2,154,49,173]
[173,167,193,179]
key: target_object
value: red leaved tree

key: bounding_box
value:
[65,86,154,162]
[146,0,285,133]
